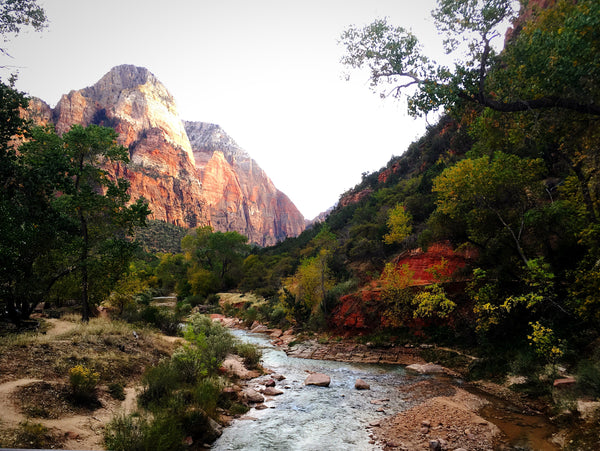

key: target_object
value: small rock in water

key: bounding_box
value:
[355,379,370,390]
[262,387,284,396]
[264,379,276,387]
[304,373,331,387]
[242,388,265,403]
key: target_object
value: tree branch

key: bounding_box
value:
[457,91,600,116]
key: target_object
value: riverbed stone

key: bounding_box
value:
[250,324,269,334]
[242,388,265,403]
[304,372,331,387]
[262,386,284,396]
[270,329,283,338]
[355,379,370,390]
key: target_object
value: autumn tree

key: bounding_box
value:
[383,203,412,245]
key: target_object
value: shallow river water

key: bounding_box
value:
[213,330,559,451]
[213,330,428,450]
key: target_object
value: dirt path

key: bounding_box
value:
[44,317,77,337]
[0,378,44,427]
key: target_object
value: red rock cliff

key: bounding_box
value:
[29,65,305,244]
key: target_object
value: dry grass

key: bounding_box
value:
[0,317,177,385]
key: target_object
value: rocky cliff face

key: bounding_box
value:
[29,64,304,245]
[185,121,305,245]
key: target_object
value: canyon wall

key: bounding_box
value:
[28,65,305,246]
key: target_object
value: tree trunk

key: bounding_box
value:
[80,210,90,322]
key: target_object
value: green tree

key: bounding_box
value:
[432,152,545,265]
[0,103,71,324]
[0,0,46,55]
[182,226,249,295]
[340,0,600,118]
[56,124,150,321]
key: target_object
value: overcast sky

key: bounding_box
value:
[3,0,451,219]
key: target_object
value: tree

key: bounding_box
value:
[432,152,545,265]
[340,0,600,117]
[0,105,71,324]
[383,204,412,245]
[56,124,150,321]
[182,226,250,295]
[0,0,46,56]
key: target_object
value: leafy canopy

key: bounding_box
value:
[340,0,600,117]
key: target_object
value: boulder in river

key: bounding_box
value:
[355,379,370,390]
[262,386,284,396]
[304,372,331,387]
[242,388,265,403]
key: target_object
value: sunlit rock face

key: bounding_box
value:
[32,64,305,244]
[185,121,305,246]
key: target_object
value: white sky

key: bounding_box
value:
[3,0,450,219]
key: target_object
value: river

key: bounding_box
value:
[213,330,432,450]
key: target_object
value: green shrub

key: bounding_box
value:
[109,382,126,401]
[171,345,208,384]
[194,377,223,418]
[235,342,262,369]
[185,295,204,307]
[242,307,258,328]
[13,421,61,449]
[206,293,220,305]
[577,359,600,398]
[104,413,184,451]
[184,314,235,374]
[69,364,99,401]
[139,360,178,407]
[104,414,145,451]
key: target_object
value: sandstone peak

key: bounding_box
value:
[54,64,194,164]
[185,121,249,163]
[84,65,156,97]
[27,65,306,245]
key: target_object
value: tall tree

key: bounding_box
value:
[56,124,151,321]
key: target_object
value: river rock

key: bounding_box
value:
[262,386,284,396]
[355,379,370,390]
[272,373,286,381]
[405,362,446,374]
[304,373,331,387]
[204,415,223,442]
[264,379,276,387]
[250,324,269,334]
[242,388,264,403]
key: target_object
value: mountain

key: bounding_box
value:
[27,65,305,246]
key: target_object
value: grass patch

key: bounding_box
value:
[0,421,64,449]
